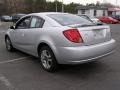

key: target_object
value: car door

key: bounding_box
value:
[19,16,45,54]
[11,16,32,50]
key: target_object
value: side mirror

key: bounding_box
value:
[10,26,15,29]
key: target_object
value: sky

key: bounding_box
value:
[47,0,120,5]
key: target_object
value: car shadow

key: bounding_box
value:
[11,50,108,79]
[30,55,107,77]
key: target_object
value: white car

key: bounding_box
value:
[5,12,116,72]
[91,18,100,23]
[78,14,101,23]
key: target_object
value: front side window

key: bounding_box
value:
[16,16,31,29]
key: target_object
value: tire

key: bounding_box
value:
[5,37,15,52]
[39,46,58,72]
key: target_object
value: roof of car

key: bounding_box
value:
[28,12,69,16]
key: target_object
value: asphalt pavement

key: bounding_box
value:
[0,23,120,90]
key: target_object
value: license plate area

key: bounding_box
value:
[93,29,104,39]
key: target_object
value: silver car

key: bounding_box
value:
[5,12,116,72]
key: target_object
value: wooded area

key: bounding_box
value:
[0,0,117,15]
[0,0,80,15]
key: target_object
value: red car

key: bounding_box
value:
[98,16,119,24]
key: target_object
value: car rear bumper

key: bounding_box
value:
[55,39,116,64]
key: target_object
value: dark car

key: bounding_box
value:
[12,14,26,23]
[1,15,12,22]
[111,15,120,21]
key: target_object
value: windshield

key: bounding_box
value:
[48,14,93,26]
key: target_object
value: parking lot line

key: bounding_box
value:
[0,30,5,33]
[0,56,31,64]
[0,74,15,90]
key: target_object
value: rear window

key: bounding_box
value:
[79,15,93,22]
[48,14,93,26]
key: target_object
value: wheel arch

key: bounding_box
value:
[37,42,50,53]
[5,34,9,40]
[37,42,57,57]
[37,41,60,66]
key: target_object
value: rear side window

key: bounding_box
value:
[48,14,93,26]
[30,17,37,28]
[30,16,44,28]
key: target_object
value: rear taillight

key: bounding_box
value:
[63,29,83,43]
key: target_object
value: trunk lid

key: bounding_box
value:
[70,25,111,46]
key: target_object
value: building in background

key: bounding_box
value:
[108,8,120,15]
[77,6,120,17]
[77,6,108,18]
